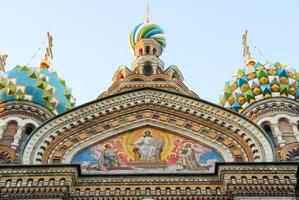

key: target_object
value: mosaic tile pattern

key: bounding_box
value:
[0,65,75,114]
[219,62,299,113]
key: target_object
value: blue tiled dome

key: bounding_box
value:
[0,64,75,114]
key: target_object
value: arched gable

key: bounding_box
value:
[22,88,275,171]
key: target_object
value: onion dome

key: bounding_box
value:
[129,22,166,52]
[0,61,75,114]
[219,61,299,113]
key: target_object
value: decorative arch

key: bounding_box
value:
[22,89,274,165]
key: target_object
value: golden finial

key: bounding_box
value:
[144,1,151,23]
[0,53,8,72]
[242,30,256,66]
[40,32,53,68]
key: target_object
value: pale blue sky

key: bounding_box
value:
[1,0,299,106]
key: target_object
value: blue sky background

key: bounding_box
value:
[1,0,299,105]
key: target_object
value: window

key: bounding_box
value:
[261,122,276,147]
[5,179,12,187]
[16,179,22,187]
[49,178,55,186]
[153,48,157,55]
[19,123,36,149]
[143,63,153,76]
[27,179,33,186]
[145,46,150,54]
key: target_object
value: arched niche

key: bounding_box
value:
[19,123,37,150]
[278,118,296,143]
[260,121,276,147]
[278,118,293,134]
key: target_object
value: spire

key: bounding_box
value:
[0,53,8,73]
[144,1,151,24]
[40,32,53,69]
[242,30,256,66]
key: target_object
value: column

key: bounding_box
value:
[152,64,158,74]
[11,125,25,150]
[138,65,144,74]
[272,124,285,148]
[291,122,299,142]
[0,125,5,141]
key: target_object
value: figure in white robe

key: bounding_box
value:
[134,130,163,161]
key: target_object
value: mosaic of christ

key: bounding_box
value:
[72,127,224,174]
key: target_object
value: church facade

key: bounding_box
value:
[0,9,299,200]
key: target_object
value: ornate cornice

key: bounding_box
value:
[0,163,298,199]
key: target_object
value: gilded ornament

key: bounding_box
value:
[259,77,269,84]
[228,95,235,104]
[280,77,288,84]
[247,73,256,80]
[268,69,277,75]
[252,87,261,95]
[272,84,280,92]
[241,84,249,92]
[289,87,296,95]
[238,96,245,105]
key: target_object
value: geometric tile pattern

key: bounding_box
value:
[219,62,299,113]
[0,65,75,114]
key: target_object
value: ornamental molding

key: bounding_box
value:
[41,104,251,164]
[0,163,298,199]
[242,98,299,121]
[0,100,55,122]
[22,88,274,164]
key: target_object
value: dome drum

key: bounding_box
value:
[134,38,162,57]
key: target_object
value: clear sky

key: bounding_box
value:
[1,0,299,106]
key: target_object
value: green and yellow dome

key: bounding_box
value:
[219,60,299,113]
[0,62,76,114]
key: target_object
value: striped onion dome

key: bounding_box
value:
[129,22,166,52]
